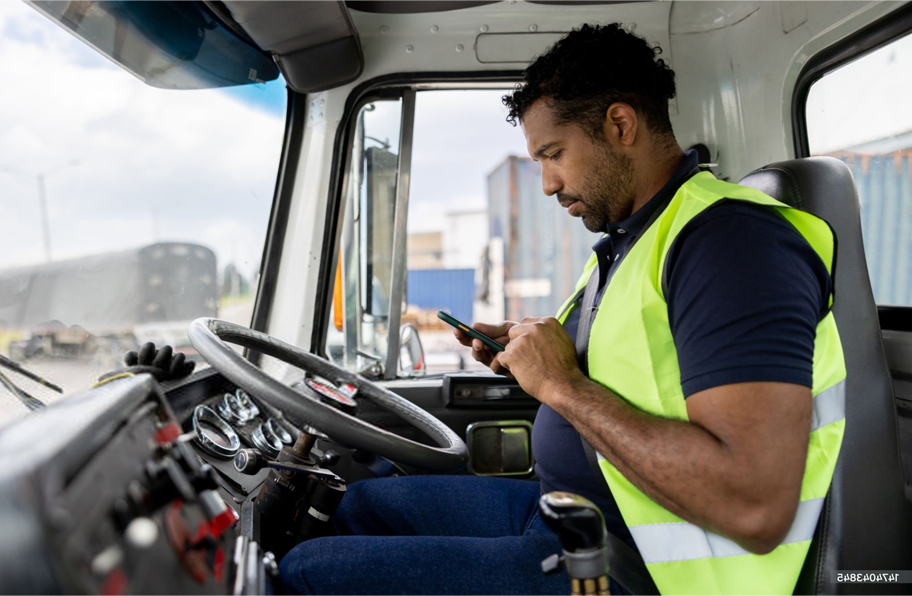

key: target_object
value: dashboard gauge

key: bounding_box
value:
[192,405,240,459]
[215,392,254,425]
[264,418,293,446]
[235,388,259,418]
[305,378,358,415]
[250,423,282,458]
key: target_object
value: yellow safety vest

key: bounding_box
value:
[556,171,846,595]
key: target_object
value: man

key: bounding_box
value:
[279,23,845,595]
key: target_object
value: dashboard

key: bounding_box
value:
[0,368,347,595]
[0,349,539,596]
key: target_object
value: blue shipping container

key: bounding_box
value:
[830,152,912,305]
[407,269,475,323]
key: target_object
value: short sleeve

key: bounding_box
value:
[665,201,832,397]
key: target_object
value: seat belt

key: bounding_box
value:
[561,269,659,592]
[574,265,602,375]
[574,259,660,595]
[570,168,705,595]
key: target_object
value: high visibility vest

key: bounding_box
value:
[556,171,846,595]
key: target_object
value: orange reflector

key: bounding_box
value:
[333,254,344,331]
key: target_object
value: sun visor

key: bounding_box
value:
[26,1,280,90]
[220,1,364,93]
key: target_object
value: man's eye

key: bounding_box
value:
[550,151,562,161]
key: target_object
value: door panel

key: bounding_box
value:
[879,307,912,501]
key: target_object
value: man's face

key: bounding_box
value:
[522,99,636,232]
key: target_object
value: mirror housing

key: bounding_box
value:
[398,324,425,375]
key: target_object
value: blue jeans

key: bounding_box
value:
[278,475,627,595]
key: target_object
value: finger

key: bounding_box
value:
[470,346,493,366]
[183,359,196,377]
[123,350,139,367]
[152,345,173,370]
[490,353,511,376]
[168,351,185,378]
[138,342,156,365]
[453,327,473,347]
[508,324,528,340]
[473,321,513,337]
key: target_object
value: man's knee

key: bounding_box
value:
[279,538,324,595]
[334,478,384,523]
[337,477,414,517]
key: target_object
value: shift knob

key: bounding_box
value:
[539,491,607,553]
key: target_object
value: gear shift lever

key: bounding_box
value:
[539,491,610,595]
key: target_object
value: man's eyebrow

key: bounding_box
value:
[532,142,557,159]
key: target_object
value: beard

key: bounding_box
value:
[559,143,636,233]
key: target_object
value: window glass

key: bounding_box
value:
[806,33,912,305]
[328,89,601,376]
[0,2,287,425]
[327,99,402,375]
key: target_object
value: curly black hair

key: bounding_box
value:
[503,23,676,140]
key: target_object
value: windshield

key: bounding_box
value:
[0,2,287,427]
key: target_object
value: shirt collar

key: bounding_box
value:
[603,148,700,239]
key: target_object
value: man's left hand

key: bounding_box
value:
[494,317,585,401]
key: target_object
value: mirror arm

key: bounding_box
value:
[384,89,416,380]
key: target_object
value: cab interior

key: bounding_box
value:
[0,1,911,594]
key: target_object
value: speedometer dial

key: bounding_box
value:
[192,405,240,459]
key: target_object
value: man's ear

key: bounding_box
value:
[603,102,638,148]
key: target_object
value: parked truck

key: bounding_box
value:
[0,242,218,361]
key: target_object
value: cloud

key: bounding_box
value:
[409,90,530,227]
[806,33,912,154]
[0,1,287,283]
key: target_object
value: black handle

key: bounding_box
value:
[539,491,607,553]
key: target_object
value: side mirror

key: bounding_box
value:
[398,324,425,376]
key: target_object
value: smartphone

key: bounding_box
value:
[437,310,505,352]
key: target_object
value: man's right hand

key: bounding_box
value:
[454,321,516,375]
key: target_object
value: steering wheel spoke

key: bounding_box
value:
[188,318,468,472]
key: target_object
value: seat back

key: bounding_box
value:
[739,157,911,594]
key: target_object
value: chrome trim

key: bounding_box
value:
[384,88,417,380]
[251,423,282,458]
[465,419,534,476]
[192,405,241,459]
[217,392,254,425]
[265,418,293,445]
[235,388,259,418]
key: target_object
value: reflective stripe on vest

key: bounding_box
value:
[558,171,846,595]
[627,496,824,564]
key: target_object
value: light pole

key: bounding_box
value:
[0,160,79,262]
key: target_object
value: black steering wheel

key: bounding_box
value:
[187,318,468,472]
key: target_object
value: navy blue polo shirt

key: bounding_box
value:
[532,151,832,548]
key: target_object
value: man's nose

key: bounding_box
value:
[541,165,562,197]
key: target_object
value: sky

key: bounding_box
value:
[2,0,905,285]
[0,1,287,280]
[410,90,531,233]
[806,31,912,154]
[356,89,533,235]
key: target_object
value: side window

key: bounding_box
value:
[327,89,601,376]
[805,33,912,305]
[327,99,403,373]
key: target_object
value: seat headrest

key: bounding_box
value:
[738,156,857,214]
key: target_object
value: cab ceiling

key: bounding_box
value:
[345,1,635,13]
[215,0,652,92]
